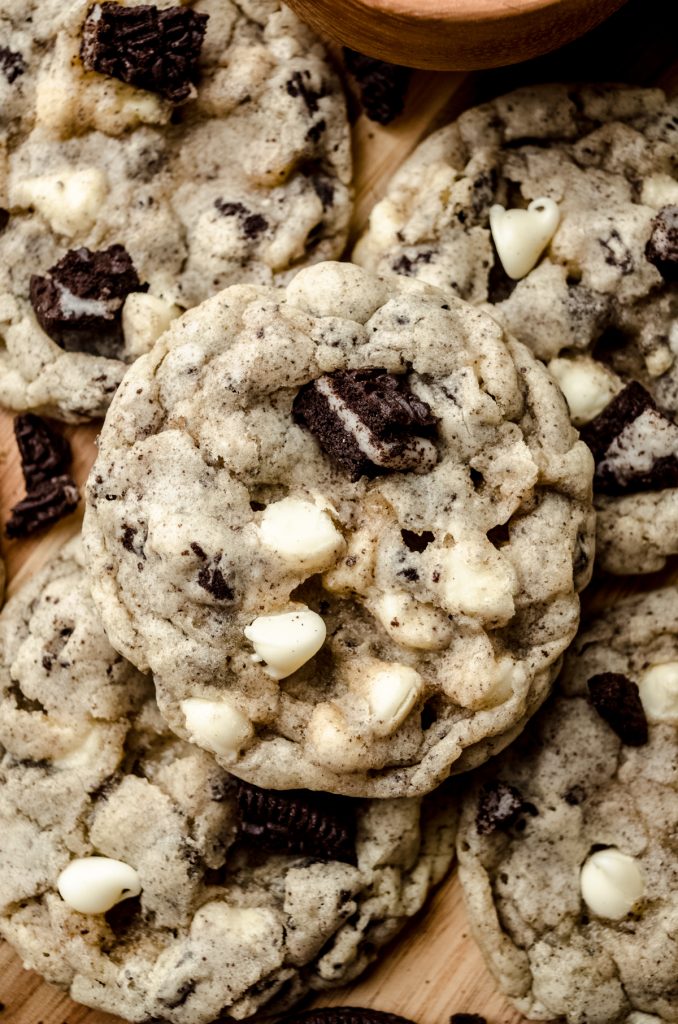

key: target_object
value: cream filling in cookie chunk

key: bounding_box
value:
[600,408,678,484]
[181,697,254,760]
[638,662,678,723]
[12,168,108,237]
[315,377,438,474]
[580,848,644,920]
[245,608,326,679]
[363,664,423,736]
[122,293,181,358]
[440,539,516,624]
[489,197,560,280]
[548,356,621,425]
[258,497,345,570]
[57,856,141,915]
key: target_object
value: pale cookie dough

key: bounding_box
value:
[84,261,595,798]
[354,83,678,575]
[0,538,456,1023]
[0,0,352,421]
[457,587,678,1024]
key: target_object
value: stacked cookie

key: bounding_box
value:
[0,4,677,1023]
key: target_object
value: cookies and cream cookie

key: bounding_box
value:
[0,538,456,1023]
[84,261,595,798]
[457,587,678,1024]
[354,83,678,574]
[0,0,352,421]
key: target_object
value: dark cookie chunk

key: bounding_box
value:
[293,368,438,481]
[588,673,648,746]
[81,3,208,103]
[0,46,26,84]
[6,476,79,539]
[283,1010,417,1024]
[30,245,147,358]
[214,199,268,240]
[476,781,526,836]
[580,381,678,495]
[645,205,678,282]
[450,1015,487,1024]
[343,49,411,125]
[14,414,72,490]
[235,780,357,864]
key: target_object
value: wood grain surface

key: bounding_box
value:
[0,1,676,1021]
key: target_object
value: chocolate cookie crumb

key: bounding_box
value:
[6,476,79,539]
[476,781,527,835]
[343,49,411,125]
[450,1015,487,1024]
[30,245,146,358]
[235,780,357,864]
[81,2,208,103]
[283,1010,417,1024]
[0,46,26,84]
[645,205,678,281]
[588,672,648,746]
[14,414,72,490]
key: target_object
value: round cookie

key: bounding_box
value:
[457,587,678,1024]
[0,0,352,421]
[354,83,678,575]
[84,260,595,798]
[0,538,456,1023]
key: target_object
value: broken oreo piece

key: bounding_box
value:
[476,780,527,836]
[81,3,208,103]
[293,368,438,482]
[14,414,72,490]
[450,1016,487,1024]
[579,380,678,496]
[588,673,648,746]
[30,245,147,358]
[0,46,26,85]
[235,779,357,864]
[6,476,79,539]
[282,1010,417,1024]
[645,205,678,282]
[343,49,411,125]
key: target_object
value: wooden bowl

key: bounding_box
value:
[286,0,629,70]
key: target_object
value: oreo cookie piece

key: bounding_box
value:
[476,780,527,836]
[81,2,208,103]
[6,476,79,539]
[29,245,147,358]
[449,1016,487,1024]
[0,46,26,85]
[580,381,678,496]
[235,779,357,864]
[343,49,411,125]
[14,414,72,490]
[283,1010,417,1024]
[645,205,678,282]
[293,368,438,481]
[587,672,648,746]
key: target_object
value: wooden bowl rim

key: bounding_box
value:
[347,0,583,22]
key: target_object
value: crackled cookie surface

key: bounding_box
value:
[84,261,594,798]
[0,539,455,1023]
[355,83,678,574]
[457,588,678,1024]
[0,0,351,421]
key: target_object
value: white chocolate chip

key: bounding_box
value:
[489,197,560,280]
[245,608,326,679]
[57,856,141,915]
[181,697,254,760]
[580,848,644,920]
[122,293,181,358]
[440,539,517,624]
[548,355,621,425]
[641,173,678,208]
[364,664,423,736]
[638,662,678,723]
[371,590,453,650]
[258,497,345,571]
[12,168,108,237]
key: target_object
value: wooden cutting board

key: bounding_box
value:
[1,1,676,1020]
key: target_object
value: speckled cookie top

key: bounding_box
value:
[354,83,678,576]
[457,587,678,1024]
[84,261,594,798]
[0,539,456,1024]
[0,0,352,421]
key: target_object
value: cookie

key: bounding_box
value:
[83,261,595,798]
[0,0,352,422]
[457,587,678,1024]
[0,538,456,1023]
[354,83,678,574]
